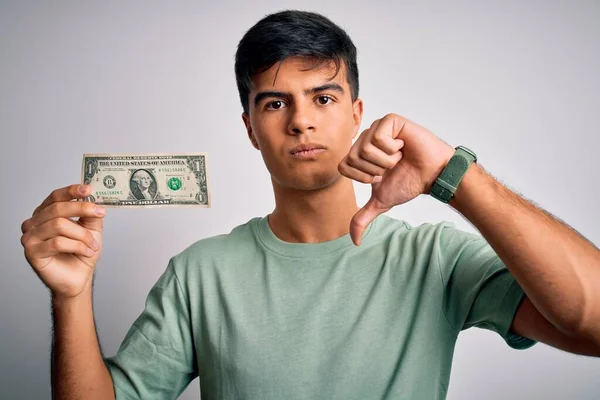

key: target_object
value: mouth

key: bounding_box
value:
[289,143,327,157]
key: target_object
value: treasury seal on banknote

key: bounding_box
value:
[81,153,211,208]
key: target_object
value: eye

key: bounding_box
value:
[317,95,333,105]
[266,100,286,110]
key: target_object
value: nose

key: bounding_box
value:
[287,102,315,135]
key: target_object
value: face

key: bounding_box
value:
[135,171,153,189]
[242,56,363,191]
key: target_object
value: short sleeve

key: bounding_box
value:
[435,222,536,350]
[104,260,198,399]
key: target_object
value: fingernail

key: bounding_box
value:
[95,206,106,216]
[87,247,95,257]
[78,185,87,194]
[92,239,100,251]
[373,176,383,183]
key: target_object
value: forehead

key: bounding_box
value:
[250,56,348,92]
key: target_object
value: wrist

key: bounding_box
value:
[429,145,477,203]
[425,150,455,194]
[51,287,93,310]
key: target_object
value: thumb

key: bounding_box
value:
[350,197,389,246]
[78,185,105,233]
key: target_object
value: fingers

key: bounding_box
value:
[24,201,105,233]
[360,131,403,168]
[356,143,403,170]
[365,114,406,157]
[21,217,99,251]
[26,236,97,262]
[340,120,405,183]
[33,184,92,217]
[347,154,386,176]
[372,131,404,156]
[338,161,382,184]
[78,214,104,233]
[340,149,403,184]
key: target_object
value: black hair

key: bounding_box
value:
[234,10,359,114]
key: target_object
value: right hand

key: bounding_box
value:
[20,184,107,301]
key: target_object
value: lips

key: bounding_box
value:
[289,143,326,155]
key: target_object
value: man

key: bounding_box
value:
[19,10,600,400]
[130,169,157,200]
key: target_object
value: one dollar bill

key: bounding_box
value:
[81,153,211,208]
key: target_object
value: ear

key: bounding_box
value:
[352,98,364,139]
[242,112,260,150]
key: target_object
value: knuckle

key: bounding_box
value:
[359,146,373,159]
[52,236,65,251]
[23,247,34,262]
[347,157,361,170]
[20,233,29,248]
[21,219,30,233]
[346,152,358,165]
[47,203,60,217]
[371,134,382,146]
[49,189,60,202]
[372,136,388,150]
[52,218,65,232]
[373,130,385,141]
[338,161,349,175]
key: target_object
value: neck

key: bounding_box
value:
[268,176,359,243]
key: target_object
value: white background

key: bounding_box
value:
[1,1,598,398]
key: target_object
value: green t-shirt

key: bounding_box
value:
[104,214,536,399]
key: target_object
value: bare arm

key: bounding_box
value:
[512,296,600,357]
[20,184,116,399]
[51,287,115,400]
[339,112,600,354]
[450,163,600,351]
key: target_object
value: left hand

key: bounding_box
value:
[338,113,455,245]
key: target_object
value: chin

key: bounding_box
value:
[276,171,341,191]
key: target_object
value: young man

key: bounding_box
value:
[20,10,600,400]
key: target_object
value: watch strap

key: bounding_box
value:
[430,146,477,203]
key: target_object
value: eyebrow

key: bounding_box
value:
[253,83,345,107]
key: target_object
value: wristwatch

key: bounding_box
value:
[430,145,477,203]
